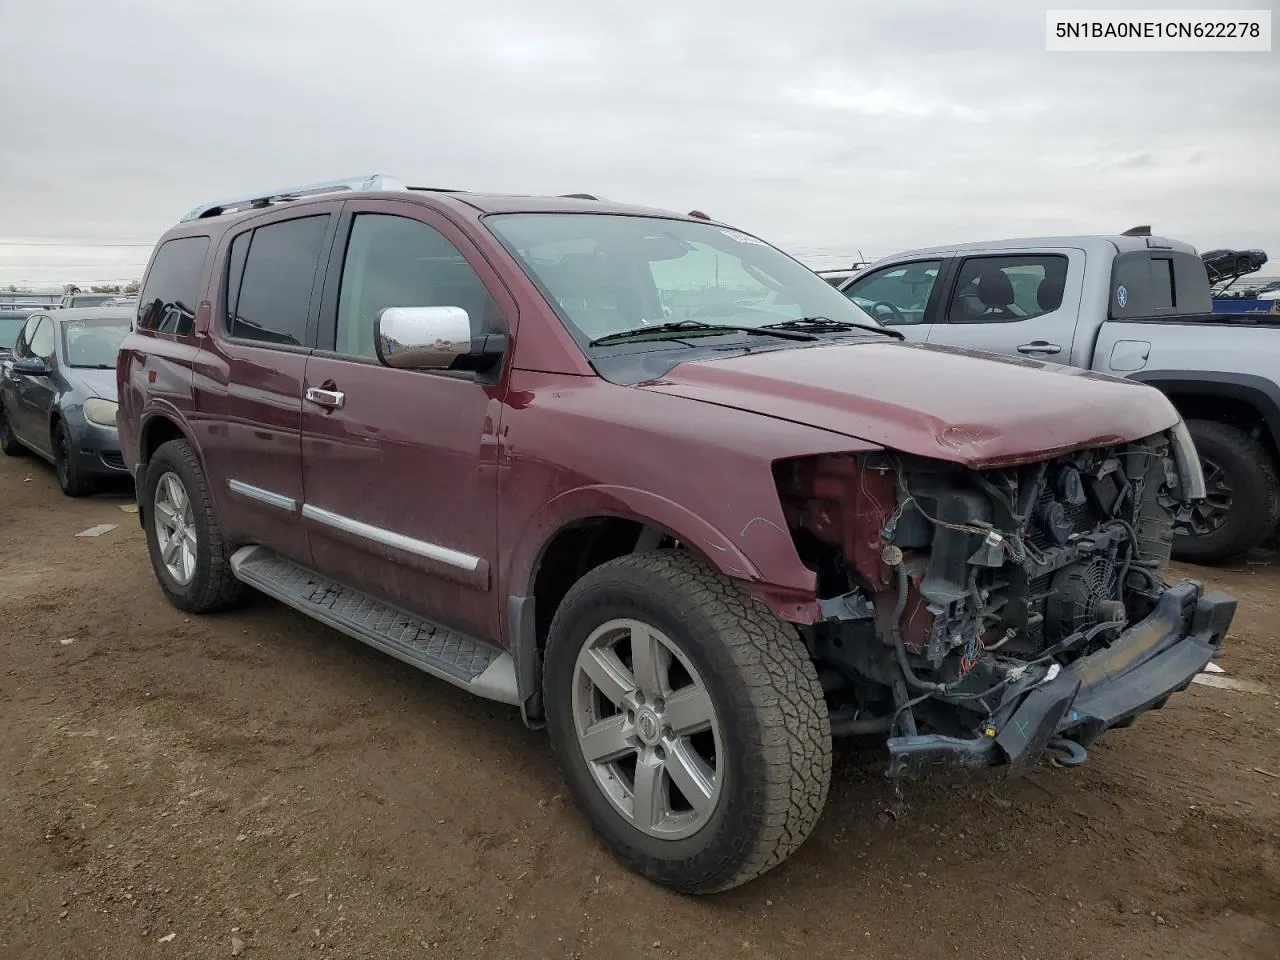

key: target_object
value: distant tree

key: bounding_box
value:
[89,284,122,293]
[124,279,140,294]
[4,284,16,293]
[65,283,81,294]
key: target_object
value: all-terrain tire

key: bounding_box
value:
[543,550,831,894]
[1173,419,1280,565]
[54,419,96,497]
[0,403,23,456]
[142,438,245,613]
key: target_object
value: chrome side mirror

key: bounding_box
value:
[375,306,473,370]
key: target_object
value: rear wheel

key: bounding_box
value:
[0,403,23,456]
[143,438,244,613]
[53,420,96,497]
[544,551,831,894]
[1170,419,1279,565]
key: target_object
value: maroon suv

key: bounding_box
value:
[117,174,1235,893]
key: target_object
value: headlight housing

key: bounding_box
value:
[83,398,119,428]
[1169,419,1207,501]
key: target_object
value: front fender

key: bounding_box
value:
[507,483,819,621]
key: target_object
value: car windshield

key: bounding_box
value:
[71,294,115,307]
[61,317,130,368]
[486,213,883,347]
[0,314,27,349]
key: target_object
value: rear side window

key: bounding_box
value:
[226,215,329,347]
[137,236,210,334]
[946,254,1068,323]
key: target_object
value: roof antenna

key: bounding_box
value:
[1120,225,1152,237]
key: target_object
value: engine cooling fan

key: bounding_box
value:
[1044,556,1122,644]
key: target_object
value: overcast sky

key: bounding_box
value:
[1,0,1276,285]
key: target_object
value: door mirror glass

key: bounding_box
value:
[375,306,475,370]
[12,356,51,376]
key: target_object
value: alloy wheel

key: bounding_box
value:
[571,618,723,841]
[154,471,197,585]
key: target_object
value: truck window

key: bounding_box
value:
[333,214,501,359]
[842,261,942,325]
[1110,250,1211,318]
[226,215,329,347]
[946,254,1067,323]
[137,236,210,335]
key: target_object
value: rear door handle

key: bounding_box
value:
[1017,341,1062,356]
[305,386,345,409]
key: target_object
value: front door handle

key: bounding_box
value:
[1017,341,1062,356]
[305,386,345,409]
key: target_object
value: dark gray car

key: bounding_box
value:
[0,308,133,496]
[0,310,32,361]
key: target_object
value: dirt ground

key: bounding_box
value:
[1,452,1277,960]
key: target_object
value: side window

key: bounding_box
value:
[11,316,40,358]
[947,255,1068,324]
[334,214,501,359]
[137,236,210,335]
[1112,253,1178,317]
[843,261,942,325]
[27,318,56,361]
[226,215,329,347]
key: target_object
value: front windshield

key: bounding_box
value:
[486,213,882,346]
[71,294,114,308]
[0,314,27,349]
[61,317,130,368]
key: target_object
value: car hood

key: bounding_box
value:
[68,368,118,401]
[635,340,1181,468]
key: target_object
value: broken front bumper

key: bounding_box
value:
[886,579,1236,779]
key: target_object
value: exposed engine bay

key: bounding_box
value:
[775,429,1198,771]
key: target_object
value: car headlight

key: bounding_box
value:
[83,398,119,428]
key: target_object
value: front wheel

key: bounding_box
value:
[544,551,831,894]
[54,420,96,497]
[0,403,23,456]
[142,438,244,613]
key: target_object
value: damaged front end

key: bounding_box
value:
[775,427,1236,778]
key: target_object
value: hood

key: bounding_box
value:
[69,367,118,401]
[636,340,1180,468]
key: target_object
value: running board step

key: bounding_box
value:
[229,546,519,706]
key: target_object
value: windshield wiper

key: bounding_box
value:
[761,316,905,340]
[589,320,815,347]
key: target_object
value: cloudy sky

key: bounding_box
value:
[1,0,1276,286]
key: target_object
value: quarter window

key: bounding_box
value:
[226,215,329,347]
[333,214,501,359]
[842,261,942,325]
[946,255,1068,323]
[137,236,210,335]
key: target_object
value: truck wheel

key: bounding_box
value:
[1172,419,1279,565]
[0,404,23,456]
[54,420,96,497]
[543,551,831,894]
[142,438,244,613]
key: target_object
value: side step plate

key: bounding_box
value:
[230,546,519,706]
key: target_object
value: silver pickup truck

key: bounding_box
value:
[836,234,1280,564]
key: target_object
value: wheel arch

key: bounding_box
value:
[1129,370,1280,458]
[506,485,817,726]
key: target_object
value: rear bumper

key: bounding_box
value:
[886,579,1235,779]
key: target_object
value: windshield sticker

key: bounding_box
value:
[719,228,766,246]
[1116,285,1128,308]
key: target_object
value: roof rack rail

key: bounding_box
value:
[180,173,406,222]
